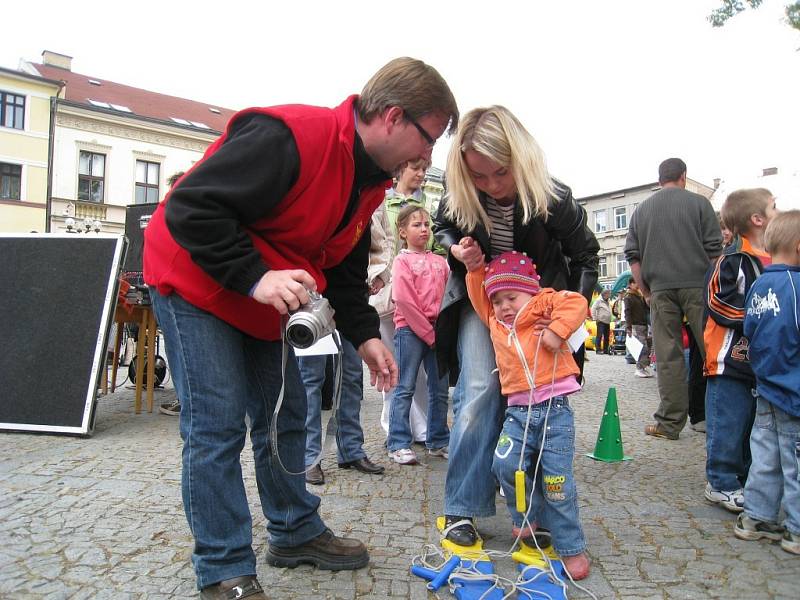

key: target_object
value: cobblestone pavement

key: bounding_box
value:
[1,352,799,599]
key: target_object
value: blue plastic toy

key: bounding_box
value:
[512,540,567,600]
[436,516,505,600]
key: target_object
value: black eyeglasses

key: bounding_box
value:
[404,111,435,147]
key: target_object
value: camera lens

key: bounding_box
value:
[286,323,314,348]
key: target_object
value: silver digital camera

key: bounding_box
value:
[285,290,336,349]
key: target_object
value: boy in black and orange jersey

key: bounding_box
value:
[703,188,777,513]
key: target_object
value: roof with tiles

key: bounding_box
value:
[28,62,237,133]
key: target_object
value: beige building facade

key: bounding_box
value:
[11,50,237,235]
[0,67,63,232]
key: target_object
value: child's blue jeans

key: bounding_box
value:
[387,326,450,451]
[492,396,586,557]
[743,396,800,535]
[705,375,756,491]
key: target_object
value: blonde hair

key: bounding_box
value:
[396,205,430,249]
[764,210,800,256]
[358,57,459,135]
[721,188,774,236]
[443,106,554,234]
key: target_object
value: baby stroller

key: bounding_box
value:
[611,324,627,355]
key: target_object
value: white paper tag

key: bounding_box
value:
[292,333,339,356]
[568,327,589,353]
[625,334,645,360]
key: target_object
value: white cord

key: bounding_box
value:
[269,319,343,475]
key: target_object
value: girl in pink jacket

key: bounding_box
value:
[387,205,450,465]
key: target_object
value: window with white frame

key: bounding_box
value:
[598,256,607,277]
[594,209,607,233]
[0,91,25,130]
[0,162,22,200]
[78,151,106,203]
[616,254,627,276]
[614,206,627,229]
[135,160,160,204]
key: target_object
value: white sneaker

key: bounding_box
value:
[642,367,654,377]
[427,446,449,459]
[388,448,418,465]
[704,483,744,513]
[691,421,706,433]
[635,368,649,378]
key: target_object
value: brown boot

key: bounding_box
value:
[265,528,368,571]
[200,575,266,599]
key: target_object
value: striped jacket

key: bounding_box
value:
[703,236,768,381]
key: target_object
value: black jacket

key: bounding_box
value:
[433,182,600,376]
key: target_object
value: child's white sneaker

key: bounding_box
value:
[733,513,784,541]
[704,483,744,513]
[388,448,418,465]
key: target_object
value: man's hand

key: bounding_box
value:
[251,269,317,314]
[358,338,398,392]
[451,237,485,272]
[540,328,563,353]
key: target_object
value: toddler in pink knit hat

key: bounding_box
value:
[463,245,592,580]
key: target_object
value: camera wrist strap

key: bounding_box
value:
[270,319,343,475]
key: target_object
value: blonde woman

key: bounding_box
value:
[433,106,599,547]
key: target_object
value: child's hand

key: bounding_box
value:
[540,328,563,353]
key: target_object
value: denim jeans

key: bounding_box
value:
[297,337,366,466]
[378,314,429,441]
[444,304,505,518]
[705,375,755,491]
[492,397,586,557]
[743,396,800,535]
[387,326,449,451]
[151,290,326,589]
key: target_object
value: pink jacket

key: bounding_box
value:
[392,250,449,346]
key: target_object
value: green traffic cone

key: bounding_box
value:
[586,387,631,462]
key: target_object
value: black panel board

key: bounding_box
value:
[122,203,158,273]
[0,234,126,435]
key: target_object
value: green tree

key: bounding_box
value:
[708,0,800,31]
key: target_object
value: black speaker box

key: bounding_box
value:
[0,234,126,435]
[123,203,158,273]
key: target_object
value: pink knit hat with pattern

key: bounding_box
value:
[484,251,541,298]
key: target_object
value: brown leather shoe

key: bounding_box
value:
[337,456,385,474]
[306,464,324,485]
[200,575,267,599]
[265,528,369,570]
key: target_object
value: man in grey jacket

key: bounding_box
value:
[624,158,722,439]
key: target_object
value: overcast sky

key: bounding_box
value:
[4,0,798,197]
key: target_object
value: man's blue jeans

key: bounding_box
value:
[705,375,755,491]
[444,304,505,518]
[387,326,449,451]
[297,337,367,466]
[492,398,586,557]
[151,290,326,589]
[743,396,800,536]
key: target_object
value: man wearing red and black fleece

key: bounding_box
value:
[144,57,458,599]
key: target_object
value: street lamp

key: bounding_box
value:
[65,217,102,234]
